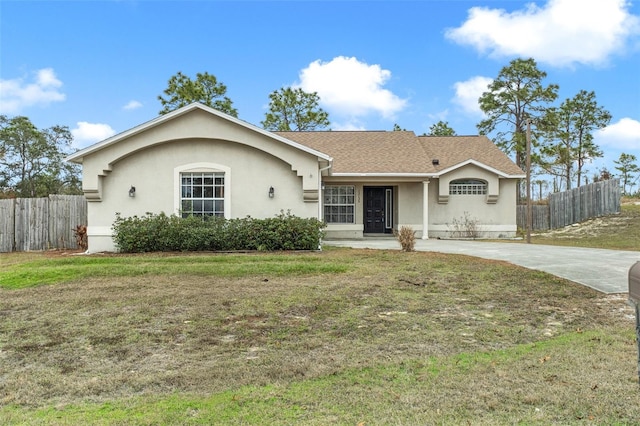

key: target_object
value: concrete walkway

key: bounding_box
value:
[323,238,640,294]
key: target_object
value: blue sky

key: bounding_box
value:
[1,0,639,185]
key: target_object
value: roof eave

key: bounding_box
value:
[330,173,437,177]
[436,159,524,178]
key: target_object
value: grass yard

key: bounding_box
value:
[1,247,639,425]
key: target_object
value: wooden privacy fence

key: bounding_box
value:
[0,195,87,252]
[517,179,621,231]
[516,205,551,231]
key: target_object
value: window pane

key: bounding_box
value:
[181,172,225,219]
[324,185,355,223]
[450,180,487,196]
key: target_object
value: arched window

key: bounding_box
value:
[449,179,487,195]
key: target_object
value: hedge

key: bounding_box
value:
[111,211,326,253]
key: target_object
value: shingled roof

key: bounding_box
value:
[275,131,432,174]
[276,131,524,177]
[418,135,525,176]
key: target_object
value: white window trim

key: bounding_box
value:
[324,185,356,224]
[174,162,231,219]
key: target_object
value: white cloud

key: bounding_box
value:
[427,109,450,123]
[123,100,143,110]
[331,120,367,131]
[71,122,116,147]
[595,117,640,151]
[0,68,66,114]
[296,56,407,124]
[452,76,493,117]
[445,0,640,67]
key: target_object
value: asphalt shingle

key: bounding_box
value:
[277,131,524,176]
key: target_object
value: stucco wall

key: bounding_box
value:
[323,180,429,239]
[82,110,322,252]
[430,173,518,239]
[323,175,518,240]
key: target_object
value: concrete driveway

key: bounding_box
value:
[323,238,640,294]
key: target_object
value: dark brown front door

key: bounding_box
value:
[364,187,392,234]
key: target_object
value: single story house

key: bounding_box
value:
[66,102,525,252]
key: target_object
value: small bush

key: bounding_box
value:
[447,212,483,239]
[394,225,416,252]
[72,225,88,251]
[112,211,326,253]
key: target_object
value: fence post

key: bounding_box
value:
[0,199,16,252]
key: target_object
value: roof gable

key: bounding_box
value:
[66,103,331,163]
[419,135,525,177]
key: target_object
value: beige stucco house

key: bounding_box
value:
[66,103,525,252]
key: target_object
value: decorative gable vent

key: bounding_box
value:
[432,159,440,165]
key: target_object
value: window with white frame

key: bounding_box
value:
[180,172,225,217]
[449,179,487,195]
[324,185,355,223]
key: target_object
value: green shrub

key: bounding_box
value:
[112,211,326,253]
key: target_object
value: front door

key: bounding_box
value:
[364,187,393,234]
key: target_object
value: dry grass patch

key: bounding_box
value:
[530,202,640,251]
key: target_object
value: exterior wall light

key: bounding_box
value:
[268,186,275,198]
[129,186,136,197]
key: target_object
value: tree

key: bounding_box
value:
[533,179,548,201]
[477,58,559,172]
[158,71,238,116]
[392,124,406,131]
[261,87,329,131]
[540,90,610,188]
[592,167,613,183]
[614,153,640,195]
[0,115,81,197]
[427,121,457,136]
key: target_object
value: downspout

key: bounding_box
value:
[317,159,333,220]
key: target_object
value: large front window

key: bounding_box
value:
[324,185,355,223]
[181,172,224,217]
